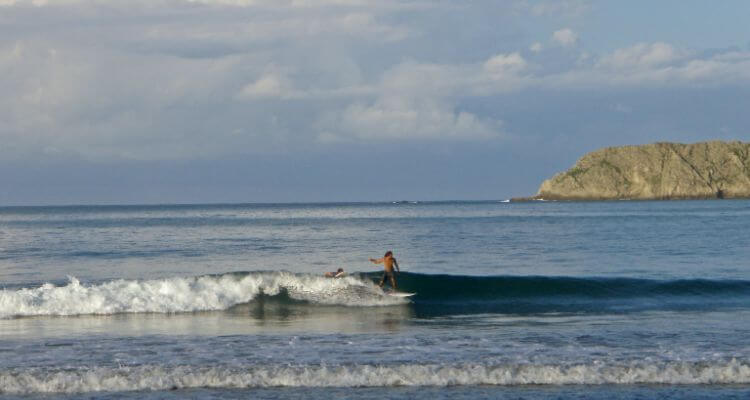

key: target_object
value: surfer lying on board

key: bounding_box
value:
[369,251,400,289]
[324,268,345,278]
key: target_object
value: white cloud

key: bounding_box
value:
[319,98,502,142]
[676,55,750,82]
[3,0,750,163]
[316,54,525,142]
[546,46,750,88]
[552,28,578,47]
[0,0,424,160]
[236,71,375,100]
[132,12,411,56]
[484,52,527,78]
[597,42,686,70]
[238,73,293,99]
[0,39,254,160]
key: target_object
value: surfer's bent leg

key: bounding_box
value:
[379,272,387,287]
[389,273,397,289]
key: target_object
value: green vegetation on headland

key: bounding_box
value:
[514,141,750,201]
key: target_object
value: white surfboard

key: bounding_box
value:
[385,291,416,298]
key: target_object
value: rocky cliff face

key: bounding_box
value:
[534,141,750,200]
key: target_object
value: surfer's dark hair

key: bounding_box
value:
[337,268,344,273]
[384,251,393,257]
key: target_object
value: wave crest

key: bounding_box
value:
[0,272,406,318]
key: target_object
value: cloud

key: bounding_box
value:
[552,28,578,47]
[314,52,531,142]
[484,52,527,78]
[0,38,262,161]
[238,73,294,99]
[2,1,413,61]
[597,42,686,70]
[3,0,750,164]
[235,70,375,100]
[540,44,750,89]
[677,54,750,82]
[0,0,424,161]
[318,98,502,142]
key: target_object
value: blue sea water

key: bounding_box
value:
[1,200,749,399]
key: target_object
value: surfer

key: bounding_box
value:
[325,268,345,278]
[369,250,400,289]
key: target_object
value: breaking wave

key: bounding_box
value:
[4,271,750,318]
[0,272,406,318]
[1,360,749,394]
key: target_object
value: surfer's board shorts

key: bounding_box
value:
[381,271,395,281]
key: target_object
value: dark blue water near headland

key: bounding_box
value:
[1,200,750,399]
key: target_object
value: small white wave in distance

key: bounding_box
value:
[1,360,749,394]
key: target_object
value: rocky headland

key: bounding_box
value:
[519,141,750,201]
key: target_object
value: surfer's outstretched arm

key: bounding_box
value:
[393,258,400,273]
[370,257,383,264]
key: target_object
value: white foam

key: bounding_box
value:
[0,272,406,318]
[1,360,749,394]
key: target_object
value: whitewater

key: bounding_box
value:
[1,200,750,399]
[3,360,750,394]
[0,272,405,318]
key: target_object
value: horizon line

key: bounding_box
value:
[0,198,512,209]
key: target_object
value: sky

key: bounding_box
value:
[1,0,750,205]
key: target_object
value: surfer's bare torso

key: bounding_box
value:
[370,251,399,289]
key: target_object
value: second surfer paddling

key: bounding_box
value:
[324,268,345,278]
[370,250,400,290]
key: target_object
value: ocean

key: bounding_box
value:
[1,200,749,399]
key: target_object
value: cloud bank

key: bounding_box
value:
[1,0,749,163]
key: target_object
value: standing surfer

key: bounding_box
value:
[369,250,400,289]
